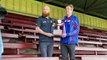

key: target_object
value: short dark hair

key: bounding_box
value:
[66,4,74,9]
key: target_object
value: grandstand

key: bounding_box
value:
[0,0,107,60]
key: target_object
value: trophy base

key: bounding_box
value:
[53,29,62,36]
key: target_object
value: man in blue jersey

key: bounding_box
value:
[60,4,80,60]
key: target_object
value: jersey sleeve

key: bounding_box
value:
[35,18,42,27]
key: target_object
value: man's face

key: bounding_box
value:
[66,6,73,15]
[42,6,50,17]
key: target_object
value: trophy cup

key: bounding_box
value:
[53,19,62,36]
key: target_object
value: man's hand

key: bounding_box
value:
[61,33,66,38]
[46,33,54,37]
[36,27,54,37]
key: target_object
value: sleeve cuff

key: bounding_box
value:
[66,33,71,37]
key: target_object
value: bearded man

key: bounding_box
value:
[35,6,54,57]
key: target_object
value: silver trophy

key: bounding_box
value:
[53,19,62,35]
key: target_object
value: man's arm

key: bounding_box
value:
[36,27,53,37]
[35,18,53,37]
[66,17,80,37]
